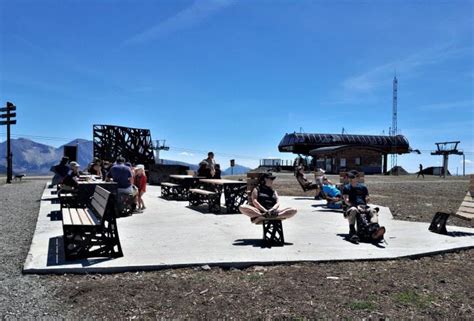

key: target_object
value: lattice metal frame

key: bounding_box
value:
[262,220,285,246]
[93,124,155,166]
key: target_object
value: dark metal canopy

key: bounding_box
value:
[278,132,410,155]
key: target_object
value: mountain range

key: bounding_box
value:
[0,138,251,176]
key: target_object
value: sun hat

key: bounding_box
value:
[135,164,145,171]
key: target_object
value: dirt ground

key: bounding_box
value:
[0,174,473,319]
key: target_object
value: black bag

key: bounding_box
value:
[356,210,382,242]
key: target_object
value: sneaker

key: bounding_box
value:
[348,234,360,244]
[372,226,386,241]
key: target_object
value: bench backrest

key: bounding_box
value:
[470,174,474,195]
[340,172,365,184]
[90,186,110,220]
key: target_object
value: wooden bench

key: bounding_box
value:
[62,186,123,260]
[161,182,186,200]
[189,188,221,213]
[429,175,474,234]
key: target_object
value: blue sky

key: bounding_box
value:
[0,0,473,173]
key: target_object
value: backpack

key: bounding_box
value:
[356,209,383,242]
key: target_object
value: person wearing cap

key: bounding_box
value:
[342,171,385,243]
[60,161,81,192]
[239,172,297,224]
[134,164,147,210]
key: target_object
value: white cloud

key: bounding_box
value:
[461,159,472,164]
[123,0,234,45]
[180,152,194,157]
[339,44,471,97]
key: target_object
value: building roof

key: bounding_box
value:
[278,132,410,155]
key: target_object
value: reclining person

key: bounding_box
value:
[342,171,385,244]
[295,166,324,199]
[321,176,342,209]
[240,172,297,224]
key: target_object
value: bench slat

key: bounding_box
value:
[95,186,110,201]
[460,201,474,208]
[91,199,106,219]
[162,182,180,187]
[84,208,100,225]
[62,208,73,225]
[77,208,96,226]
[189,189,217,195]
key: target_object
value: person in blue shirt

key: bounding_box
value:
[321,176,342,209]
[107,156,134,194]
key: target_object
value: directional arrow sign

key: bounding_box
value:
[0,113,16,118]
[0,120,16,125]
[0,106,16,112]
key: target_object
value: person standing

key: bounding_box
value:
[134,164,147,210]
[417,164,424,178]
[202,152,216,178]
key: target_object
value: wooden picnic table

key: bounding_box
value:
[199,179,247,213]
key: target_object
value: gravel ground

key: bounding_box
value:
[0,176,473,319]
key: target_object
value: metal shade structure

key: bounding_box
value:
[278,132,410,155]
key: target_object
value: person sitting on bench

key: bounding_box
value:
[239,172,297,224]
[60,161,80,192]
[51,156,70,185]
[342,171,385,244]
[322,176,342,209]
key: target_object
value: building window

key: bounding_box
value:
[355,157,361,165]
[340,158,346,167]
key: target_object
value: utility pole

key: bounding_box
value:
[1,102,17,183]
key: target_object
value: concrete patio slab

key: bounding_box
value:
[23,184,474,274]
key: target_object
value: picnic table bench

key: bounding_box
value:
[429,174,474,234]
[62,185,123,260]
[161,175,201,200]
[194,179,247,213]
[189,187,221,213]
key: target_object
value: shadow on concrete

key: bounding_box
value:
[293,197,317,201]
[233,239,294,248]
[47,236,114,267]
[186,206,237,216]
[336,233,386,248]
[47,210,62,221]
[447,231,474,237]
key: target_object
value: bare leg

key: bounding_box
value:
[275,207,297,219]
[239,204,265,224]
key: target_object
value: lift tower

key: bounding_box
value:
[431,141,463,178]
[390,76,398,172]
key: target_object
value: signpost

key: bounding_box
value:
[230,159,235,175]
[1,102,17,183]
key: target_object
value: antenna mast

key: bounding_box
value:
[390,75,398,172]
